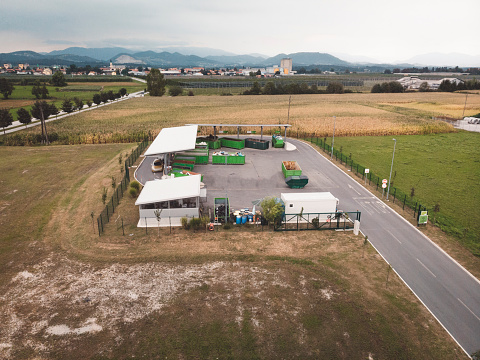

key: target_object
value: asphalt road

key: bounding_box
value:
[136,136,480,356]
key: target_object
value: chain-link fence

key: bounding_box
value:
[97,138,149,235]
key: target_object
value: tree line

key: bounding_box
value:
[242,81,349,95]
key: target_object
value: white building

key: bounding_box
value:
[135,175,202,227]
[397,76,464,90]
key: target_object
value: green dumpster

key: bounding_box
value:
[272,134,284,148]
[220,137,245,149]
[245,138,269,150]
[282,161,302,177]
[285,175,309,189]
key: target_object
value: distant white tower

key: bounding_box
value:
[280,58,293,74]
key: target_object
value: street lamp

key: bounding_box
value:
[386,138,396,201]
[330,116,336,160]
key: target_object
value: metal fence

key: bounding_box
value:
[96,138,149,235]
[275,211,361,231]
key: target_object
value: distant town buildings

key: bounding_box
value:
[397,76,464,90]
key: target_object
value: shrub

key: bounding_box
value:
[181,217,190,230]
[188,90,194,96]
[169,86,183,97]
[129,187,138,198]
[130,180,140,191]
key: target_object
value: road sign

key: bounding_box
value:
[382,179,388,184]
[382,183,387,188]
[418,210,428,225]
[365,169,369,174]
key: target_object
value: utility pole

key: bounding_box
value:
[462,93,468,118]
[330,116,336,160]
[386,138,396,201]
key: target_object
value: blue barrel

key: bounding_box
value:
[242,215,247,224]
[236,215,242,224]
[248,214,253,222]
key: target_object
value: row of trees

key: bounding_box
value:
[243,81,347,95]
[438,79,480,92]
[371,81,405,93]
[0,86,128,138]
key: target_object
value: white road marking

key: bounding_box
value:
[457,298,480,322]
[386,230,402,244]
[348,183,362,195]
[417,258,437,278]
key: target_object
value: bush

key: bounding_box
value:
[181,217,190,230]
[188,90,194,96]
[130,180,140,191]
[326,82,344,94]
[129,187,138,198]
[169,86,183,97]
[260,197,284,226]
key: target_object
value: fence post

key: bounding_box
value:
[97,218,101,236]
[100,215,103,233]
[393,188,396,203]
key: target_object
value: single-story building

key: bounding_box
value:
[135,174,203,227]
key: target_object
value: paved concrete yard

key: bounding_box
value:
[136,137,337,211]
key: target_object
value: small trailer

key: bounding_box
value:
[281,192,339,223]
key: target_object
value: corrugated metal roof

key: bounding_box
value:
[135,175,201,205]
[144,125,198,156]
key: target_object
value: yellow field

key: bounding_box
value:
[11,91,480,142]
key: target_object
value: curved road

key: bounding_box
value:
[294,138,480,357]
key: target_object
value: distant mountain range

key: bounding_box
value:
[1,47,479,68]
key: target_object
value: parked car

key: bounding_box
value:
[151,158,164,173]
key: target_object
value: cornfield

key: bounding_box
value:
[3,92,479,145]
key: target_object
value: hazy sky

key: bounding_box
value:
[1,0,479,63]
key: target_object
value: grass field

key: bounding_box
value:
[0,145,466,359]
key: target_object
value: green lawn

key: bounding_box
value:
[324,131,480,254]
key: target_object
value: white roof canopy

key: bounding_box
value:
[144,125,198,156]
[135,175,201,205]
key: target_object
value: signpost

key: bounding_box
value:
[382,179,387,198]
[418,210,428,225]
[364,168,369,185]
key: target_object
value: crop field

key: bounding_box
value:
[0,144,466,359]
[6,92,480,144]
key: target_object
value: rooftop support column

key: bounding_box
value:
[237,126,240,139]
[261,126,263,140]
[284,126,287,142]
[213,126,217,138]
